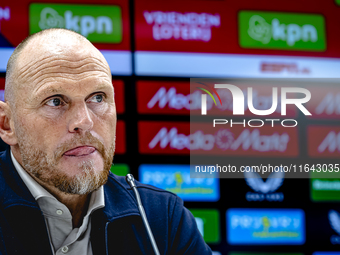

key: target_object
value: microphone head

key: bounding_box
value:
[126,174,136,188]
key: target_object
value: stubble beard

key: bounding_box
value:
[16,128,115,195]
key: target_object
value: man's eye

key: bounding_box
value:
[90,94,103,103]
[46,98,63,107]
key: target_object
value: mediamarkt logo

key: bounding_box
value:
[149,127,289,152]
[198,84,311,127]
[318,131,340,153]
[315,92,340,116]
[308,126,340,157]
[147,85,286,115]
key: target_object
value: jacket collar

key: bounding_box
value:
[0,146,140,220]
[0,147,38,209]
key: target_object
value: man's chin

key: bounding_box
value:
[50,159,108,195]
[51,168,109,195]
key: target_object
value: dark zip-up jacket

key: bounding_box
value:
[0,148,212,254]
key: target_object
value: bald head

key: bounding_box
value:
[5,28,111,108]
[0,28,116,196]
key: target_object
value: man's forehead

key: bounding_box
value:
[13,32,111,91]
[17,34,107,71]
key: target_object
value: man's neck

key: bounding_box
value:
[11,147,91,228]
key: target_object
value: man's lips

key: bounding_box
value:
[63,146,96,157]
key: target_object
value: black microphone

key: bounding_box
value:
[125,174,160,255]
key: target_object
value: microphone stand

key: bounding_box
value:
[126,174,160,255]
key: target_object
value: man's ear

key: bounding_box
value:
[0,101,18,146]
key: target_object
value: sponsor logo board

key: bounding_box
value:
[139,164,220,201]
[190,209,220,244]
[137,81,296,117]
[137,81,190,115]
[308,126,340,158]
[135,1,338,58]
[134,1,225,53]
[0,0,131,50]
[0,1,131,72]
[29,3,122,43]
[239,11,326,51]
[329,209,340,244]
[306,87,340,119]
[142,11,220,42]
[310,172,340,202]
[227,208,305,245]
[139,121,298,156]
[311,178,340,202]
[245,169,284,202]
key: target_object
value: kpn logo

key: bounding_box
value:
[29,3,122,43]
[239,11,326,51]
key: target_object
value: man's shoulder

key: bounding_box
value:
[103,173,182,216]
[101,174,212,255]
[0,150,10,192]
[106,173,179,201]
[0,149,8,169]
[0,148,38,208]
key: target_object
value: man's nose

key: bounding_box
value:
[68,102,94,133]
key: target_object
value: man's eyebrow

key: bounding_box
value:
[33,88,63,100]
[91,84,112,91]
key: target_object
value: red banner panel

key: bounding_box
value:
[137,80,190,115]
[0,0,130,51]
[115,120,126,154]
[134,0,340,58]
[306,87,340,120]
[138,121,298,156]
[137,80,297,117]
[0,78,4,90]
[113,80,125,114]
[308,126,340,158]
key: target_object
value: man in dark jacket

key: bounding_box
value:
[0,28,212,254]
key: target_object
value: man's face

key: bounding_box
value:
[11,35,116,195]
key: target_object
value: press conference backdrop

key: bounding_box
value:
[1,0,340,254]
